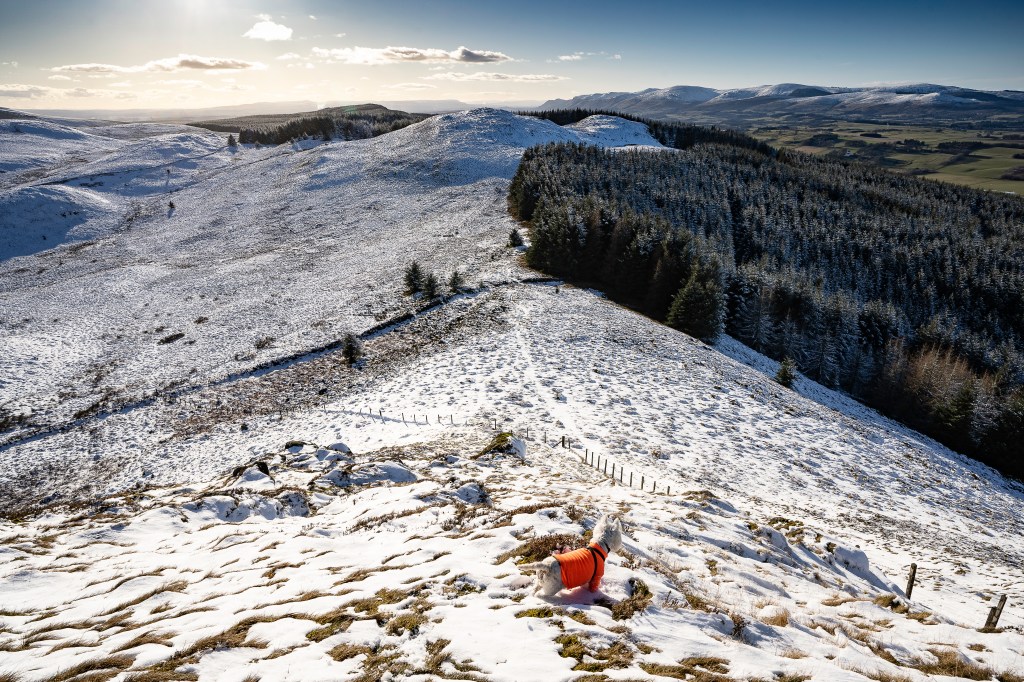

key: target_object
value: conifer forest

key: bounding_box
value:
[510,113,1024,479]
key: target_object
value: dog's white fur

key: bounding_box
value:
[521,514,624,596]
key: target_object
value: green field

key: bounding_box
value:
[751,121,1024,194]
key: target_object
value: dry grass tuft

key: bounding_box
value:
[112,631,174,652]
[494,533,582,564]
[640,656,730,681]
[45,655,135,682]
[760,608,790,627]
[600,579,652,621]
[909,648,992,680]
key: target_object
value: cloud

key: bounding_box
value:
[334,33,347,38]
[309,14,317,20]
[382,82,438,90]
[424,71,566,82]
[311,45,512,65]
[243,20,293,41]
[556,51,621,62]
[0,83,50,98]
[48,74,73,81]
[1,61,19,67]
[255,13,272,21]
[52,54,264,74]
[276,52,302,61]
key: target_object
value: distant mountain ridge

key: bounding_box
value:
[539,83,1024,128]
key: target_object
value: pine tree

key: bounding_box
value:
[776,357,797,388]
[422,272,439,299]
[448,269,466,294]
[404,261,423,294]
[508,228,524,247]
[666,261,724,342]
[342,333,363,366]
[227,134,237,147]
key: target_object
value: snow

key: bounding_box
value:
[0,106,1022,681]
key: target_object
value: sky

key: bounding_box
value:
[0,0,1022,111]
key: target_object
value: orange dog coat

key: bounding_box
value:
[555,542,608,592]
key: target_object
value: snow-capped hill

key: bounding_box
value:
[567,115,664,147]
[537,81,1024,126]
[649,85,720,103]
[0,116,120,178]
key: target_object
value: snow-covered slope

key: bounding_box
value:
[0,109,654,434]
[1,106,1021,682]
[1,284,1022,681]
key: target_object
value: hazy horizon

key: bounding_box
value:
[1,0,1023,111]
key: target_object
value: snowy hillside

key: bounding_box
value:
[537,82,1024,126]
[0,109,658,437]
[1,284,1022,681]
[1,106,1022,682]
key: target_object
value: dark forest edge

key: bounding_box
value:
[510,110,1024,481]
[194,106,428,145]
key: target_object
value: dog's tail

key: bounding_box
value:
[517,561,545,572]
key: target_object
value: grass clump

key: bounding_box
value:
[607,579,653,621]
[495,533,581,564]
[45,655,135,682]
[910,648,992,680]
[639,656,730,681]
[329,643,372,662]
[386,612,427,636]
[554,633,633,672]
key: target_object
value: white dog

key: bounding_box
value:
[522,514,624,596]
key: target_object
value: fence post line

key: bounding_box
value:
[905,563,917,599]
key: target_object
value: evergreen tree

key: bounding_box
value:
[448,269,466,294]
[422,272,439,300]
[776,357,797,388]
[404,261,423,294]
[342,333,363,366]
[666,261,725,342]
[508,228,524,247]
[227,134,237,147]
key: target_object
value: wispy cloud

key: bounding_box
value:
[311,45,512,65]
[424,72,566,82]
[383,82,438,90]
[555,51,621,62]
[308,14,317,20]
[276,52,302,61]
[243,20,293,41]
[1,61,18,67]
[0,83,50,98]
[47,74,73,81]
[51,54,265,74]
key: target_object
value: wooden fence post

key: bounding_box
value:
[985,594,1007,630]
[629,472,633,487]
[603,460,608,475]
[641,475,645,490]
[905,563,917,599]
[561,435,566,448]
[611,463,615,479]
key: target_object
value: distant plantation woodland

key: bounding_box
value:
[510,111,1024,479]
[193,105,427,145]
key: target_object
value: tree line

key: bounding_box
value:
[509,128,1024,480]
[237,110,427,145]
